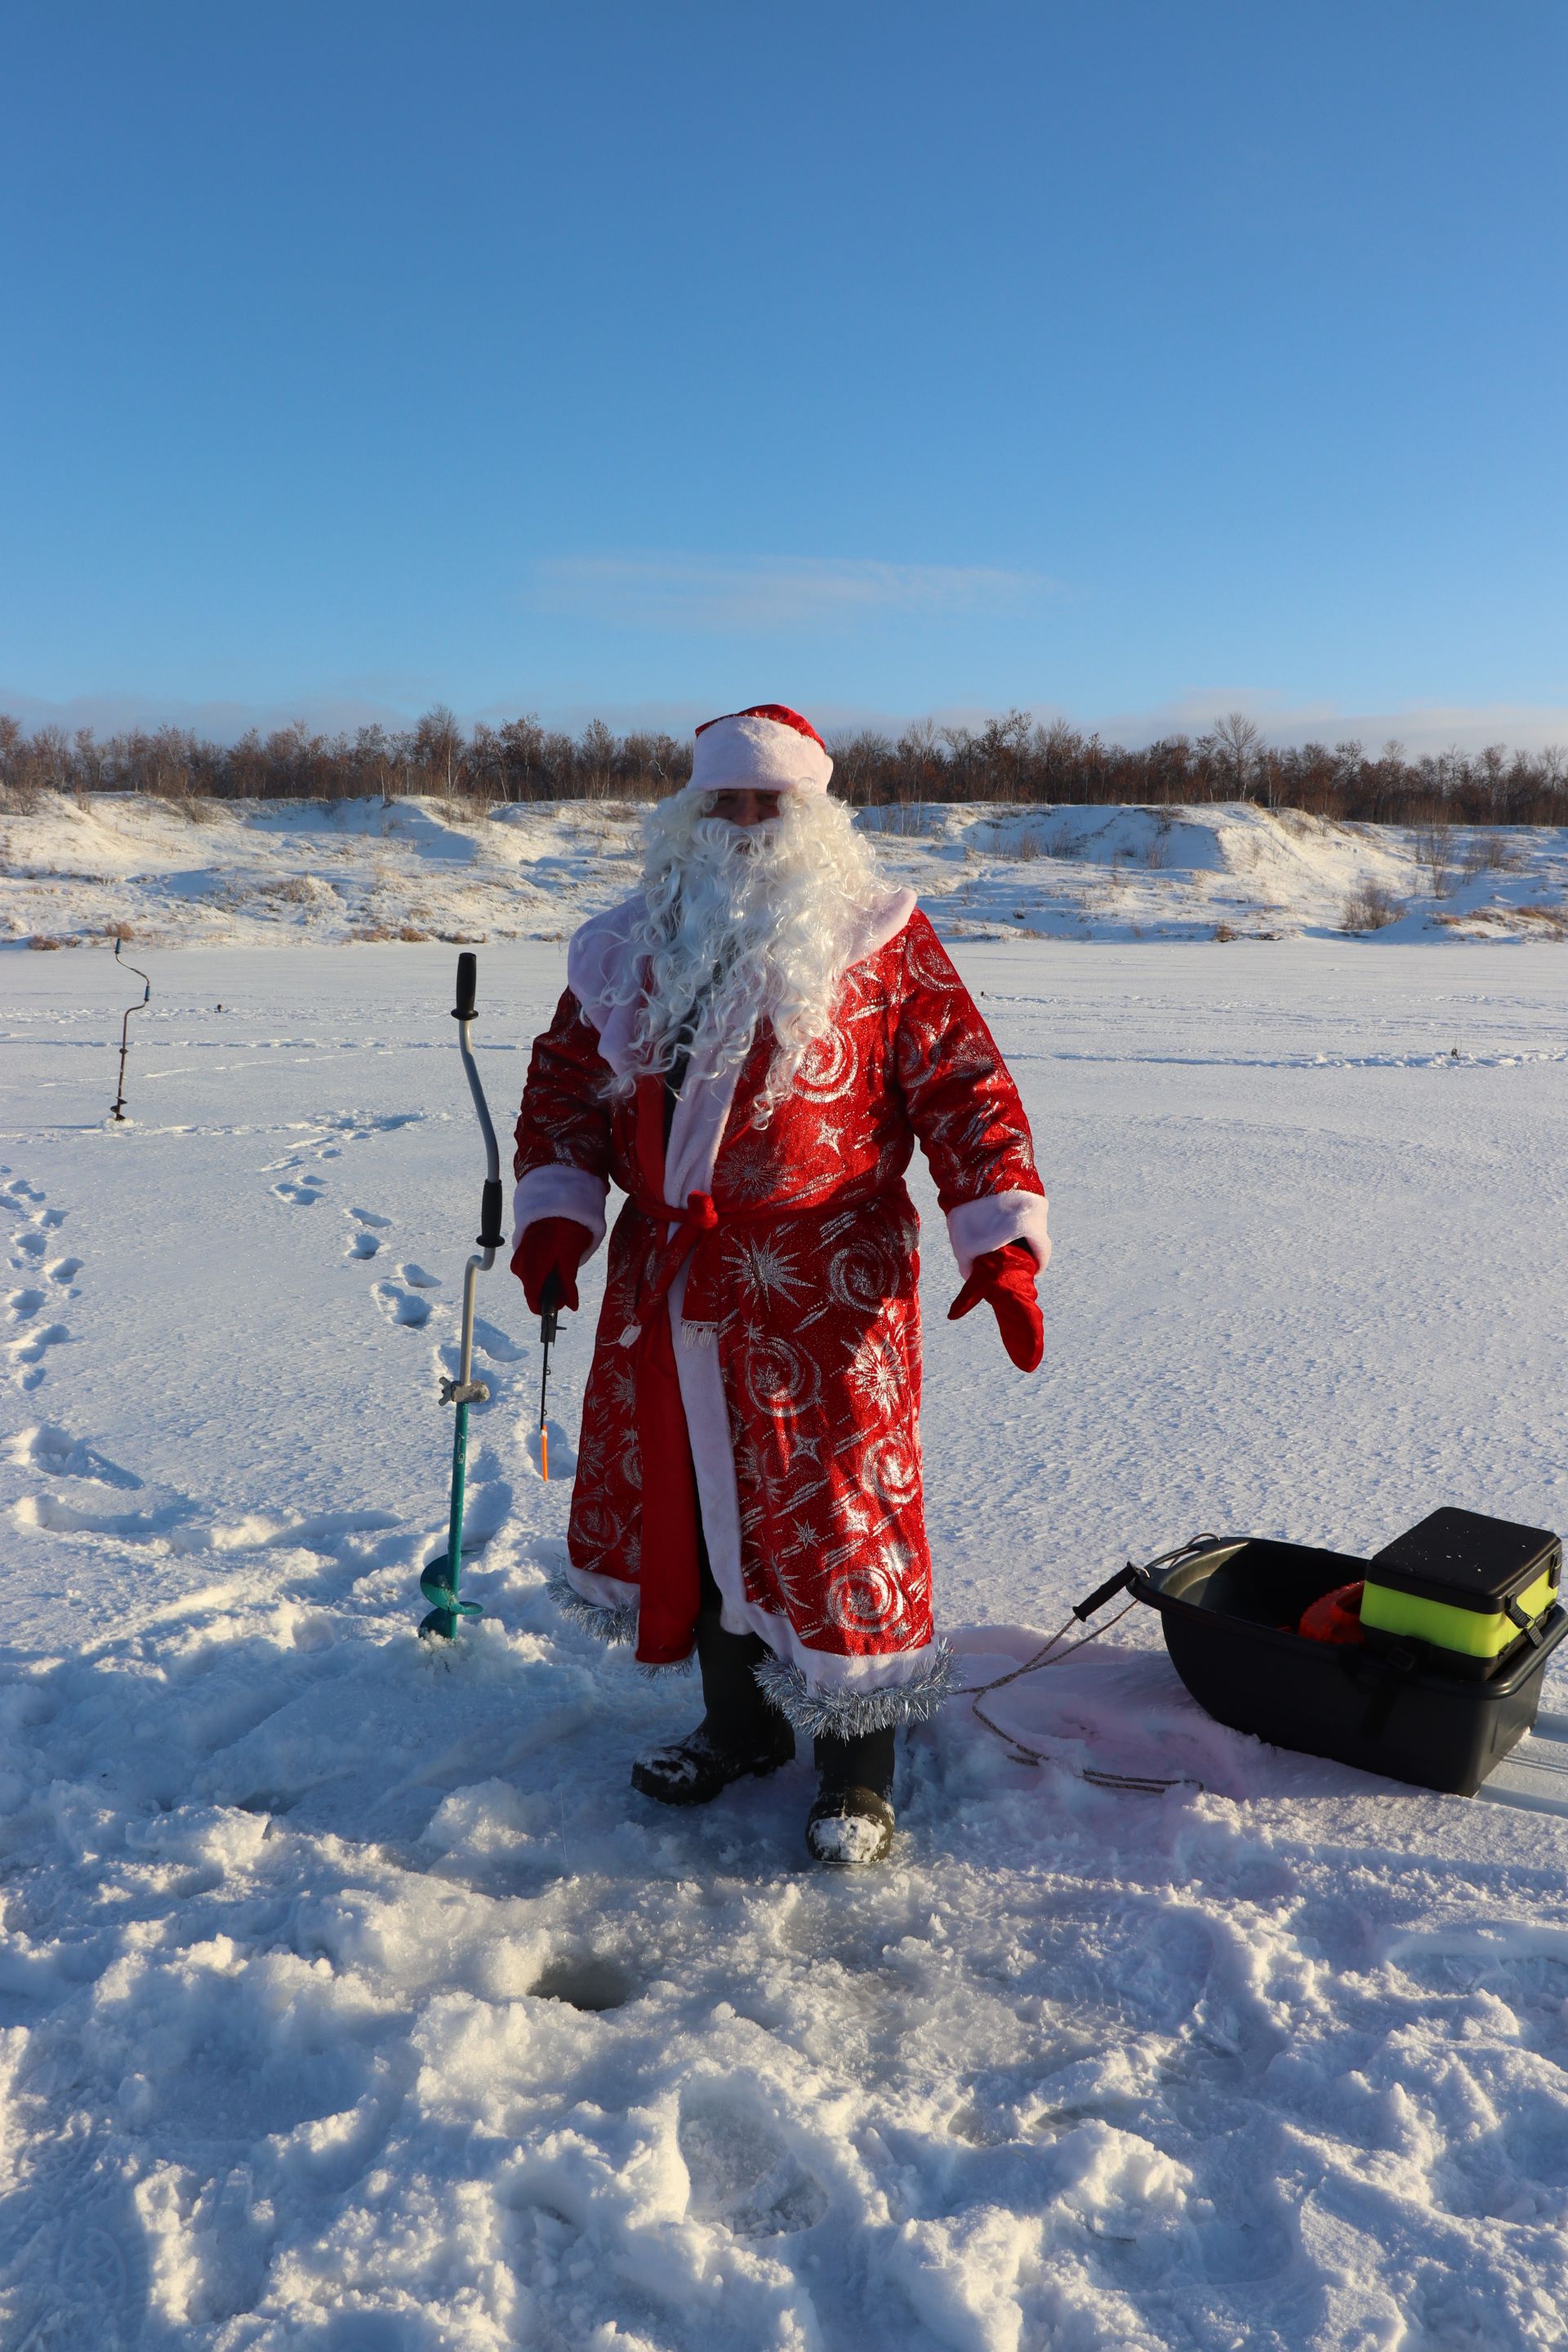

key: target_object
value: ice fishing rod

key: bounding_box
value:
[419,950,507,1642]
[537,1272,562,1480]
[109,938,151,1121]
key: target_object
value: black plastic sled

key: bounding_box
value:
[1132,1535,1568,1797]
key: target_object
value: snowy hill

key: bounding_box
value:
[3,790,1566,950]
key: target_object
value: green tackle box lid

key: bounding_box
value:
[1367,1507,1561,1613]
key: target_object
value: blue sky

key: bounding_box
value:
[2,1,1566,748]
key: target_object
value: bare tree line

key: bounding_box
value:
[2,705,1566,827]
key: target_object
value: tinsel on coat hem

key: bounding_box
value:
[751,1641,958,1735]
[546,1569,639,1648]
[548,1571,697,1673]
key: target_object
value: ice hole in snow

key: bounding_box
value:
[528,1953,635,2011]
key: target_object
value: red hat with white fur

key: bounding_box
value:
[685,704,834,799]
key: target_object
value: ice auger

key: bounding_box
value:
[419,951,507,1642]
[109,938,152,1121]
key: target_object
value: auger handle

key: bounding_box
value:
[114,936,152,1003]
[448,951,501,1250]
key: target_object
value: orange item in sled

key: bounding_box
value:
[1298,1580,1365,1646]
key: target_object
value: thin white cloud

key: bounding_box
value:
[1098,691,1568,758]
[527,554,1053,633]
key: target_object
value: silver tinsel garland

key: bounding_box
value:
[548,1570,956,1732]
[751,1640,957,1737]
[545,1569,639,1648]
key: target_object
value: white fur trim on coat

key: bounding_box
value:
[946,1190,1052,1281]
[511,1163,611,1256]
[684,710,834,799]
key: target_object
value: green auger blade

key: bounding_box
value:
[418,1552,483,1641]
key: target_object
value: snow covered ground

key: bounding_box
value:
[5,791,1568,952]
[5,937,1568,2350]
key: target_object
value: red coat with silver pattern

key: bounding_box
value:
[512,906,1047,1721]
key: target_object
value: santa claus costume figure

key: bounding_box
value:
[512,705,1049,1867]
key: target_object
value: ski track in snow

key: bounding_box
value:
[2,943,1568,2348]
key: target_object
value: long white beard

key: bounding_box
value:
[602,790,885,1125]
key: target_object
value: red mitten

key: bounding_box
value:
[947,1239,1044,1372]
[511,1217,590,1314]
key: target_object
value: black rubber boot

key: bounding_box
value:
[806,1724,897,1865]
[630,1610,795,1807]
[806,1785,896,1866]
[814,1725,896,1799]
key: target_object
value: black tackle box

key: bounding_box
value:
[1360,1507,1561,1676]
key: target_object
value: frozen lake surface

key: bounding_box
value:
[3,938,1568,2350]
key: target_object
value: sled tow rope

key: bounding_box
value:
[961,1542,1220,1793]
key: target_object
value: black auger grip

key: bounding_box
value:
[479,1178,506,1251]
[453,951,478,1021]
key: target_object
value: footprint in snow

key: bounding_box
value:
[344,1206,390,1260]
[17,1491,187,1540]
[7,1322,70,1391]
[473,1316,525,1362]
[52,2213,148,2352]
[11,1230,47,1263]
[7,1288,46,1322]
[8,1423,142,1490]
[272,1175,326,1206]
[373,1281,430,1329]
[676,2092,828,2238]
[399,1262,440,1289]
[47,1257,83,1288]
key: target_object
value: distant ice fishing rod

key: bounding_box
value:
[419,951,508,1642]
[109,938,151,1121]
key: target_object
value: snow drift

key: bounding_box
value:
[2,791,1566,952]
